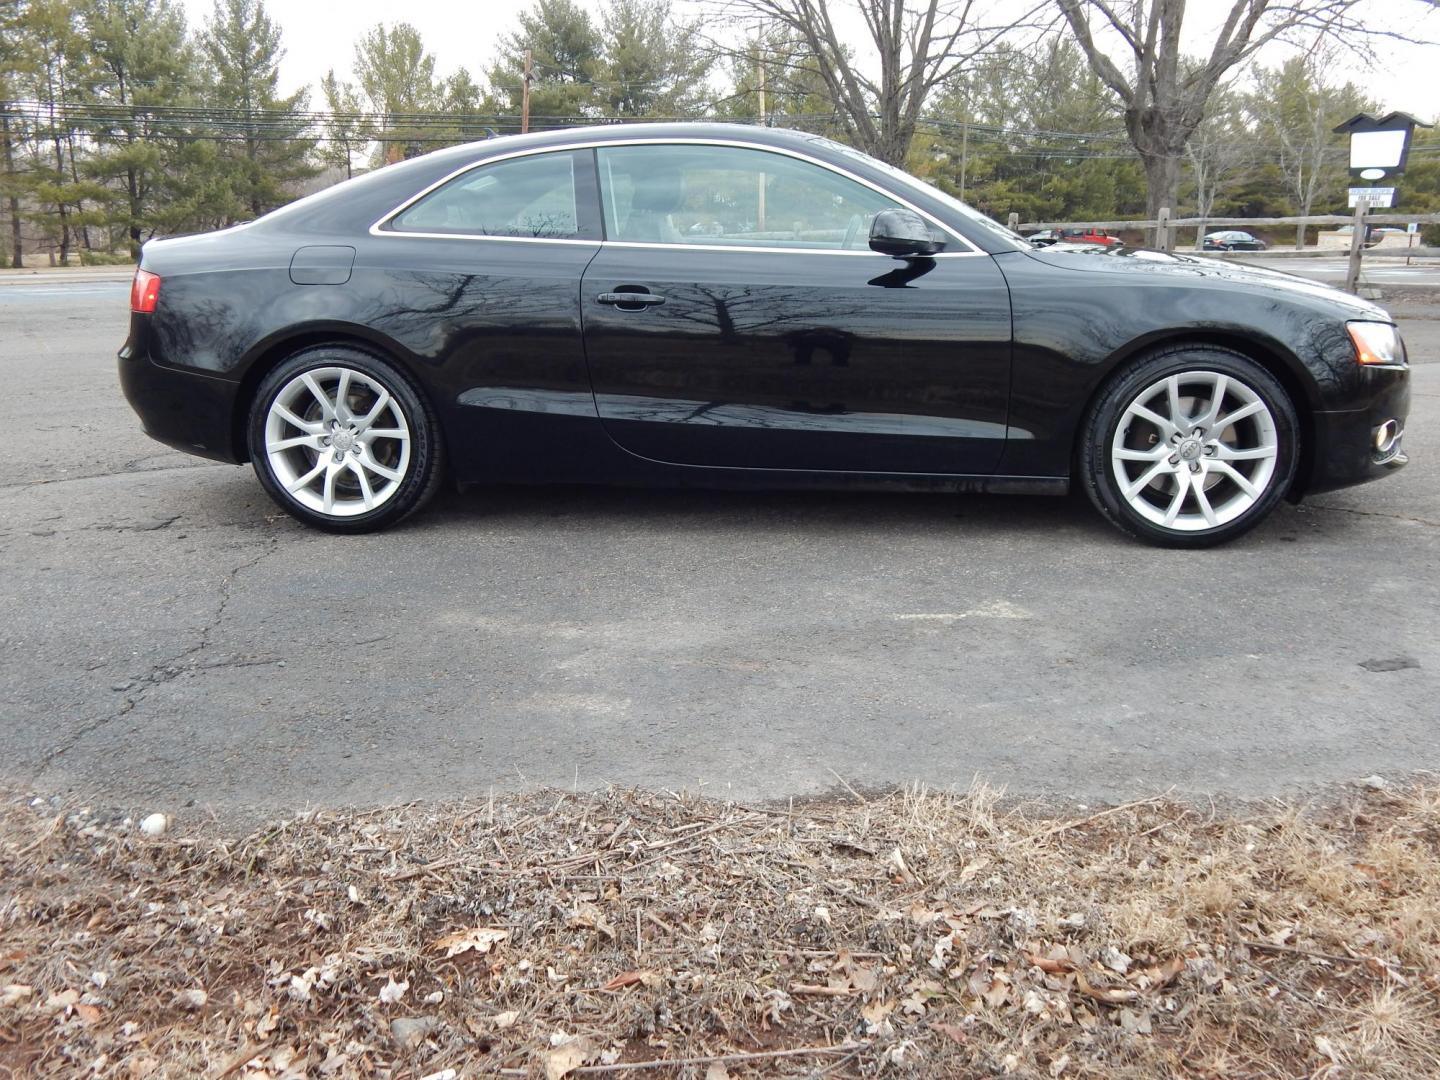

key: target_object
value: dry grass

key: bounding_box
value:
[1,780,1438,1079]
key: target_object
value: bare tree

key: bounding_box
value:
[715,0,1046,166]
[1247,52,1372,248]
[1184,86,1251,243]
[1054,0,1435,216]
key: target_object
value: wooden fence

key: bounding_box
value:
[1008,206,1440,294]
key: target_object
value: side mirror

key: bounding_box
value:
[869,208,945,258]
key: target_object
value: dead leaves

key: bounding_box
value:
[429,926,509,959]
[543,1035,595,1080]
[1,983,34,1008]
[569,904,616,940]
[3,784,1438,1080]
[601,969,660,991]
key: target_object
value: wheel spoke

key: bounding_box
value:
[1212,461,1260,498]
[334,370,353,422]
[1212,442,1274,462]
[301,373,336,421]
[1192,472,1219,527]
[267,433,319,453]
[1161,477,1189,526]
[322,460,340,513]
[364,427,407,441]
[1214,400,1263,430]
[1123,460,1172,499]
[1195,373,1228,430]
[355,390,392,432]
[1127,402,1176,436]
[273,403,324,434]
[348,460,376,510]
[358,447,403,482]
[286,458,326,494]
[1166,375,1189,428]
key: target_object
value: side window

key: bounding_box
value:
[596,144,904,250]
[389,151,584,239]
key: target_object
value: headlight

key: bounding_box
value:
[1347,321,1406,367]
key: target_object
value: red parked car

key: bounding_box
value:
[1029,227,1123,248]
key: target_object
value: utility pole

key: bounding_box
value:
[757,56,766,126]
[521,49,532,135]
[958,121,969,202]
[756,53,766,230]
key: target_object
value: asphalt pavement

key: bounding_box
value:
[2,281,1437,819]
[1239,255,1440,289]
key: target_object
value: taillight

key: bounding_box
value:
[131,268,161,313]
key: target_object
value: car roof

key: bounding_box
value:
[466,121,820,153]
[252,120,1024,254]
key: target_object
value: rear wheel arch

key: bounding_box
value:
[1073,331,1317,498]
[230,329,435,463]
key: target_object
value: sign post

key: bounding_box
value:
[1332,113,1432,292]
[1345,198,1368,295]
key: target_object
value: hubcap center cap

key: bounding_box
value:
[331,429,357,453]
[1177,437,1203,462]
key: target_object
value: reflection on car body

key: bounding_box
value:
[119,123,1411,547]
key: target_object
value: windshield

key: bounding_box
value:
[804,134,1030,252]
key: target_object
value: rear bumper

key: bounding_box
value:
[118,321,242,464]
[1304,366,1410,495]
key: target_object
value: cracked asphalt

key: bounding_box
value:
[2,280,1438,820]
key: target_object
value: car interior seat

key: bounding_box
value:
[622,172,685,243]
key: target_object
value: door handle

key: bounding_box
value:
[597,291,665,307]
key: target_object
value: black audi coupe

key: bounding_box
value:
[120,123,1411,547]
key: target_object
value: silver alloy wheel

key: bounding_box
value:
[264,366,412,517]
[1110,370,1279,532]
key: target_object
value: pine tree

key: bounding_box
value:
[0,0,33,266]
[317,70,373,180]
[19,0,96,263]
[80,0,200,256]
[353,22,439,161]
[488,0,604,131]
[596,0,709,117]
[200,0,314,221]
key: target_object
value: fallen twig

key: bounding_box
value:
[498,1042,865,1075]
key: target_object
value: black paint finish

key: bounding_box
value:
[580,245,1011,474]
[119,122,1412,501]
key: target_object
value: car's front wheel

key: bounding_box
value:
[248,346,444,532]
[1080,347,1299,547]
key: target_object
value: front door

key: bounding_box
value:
[580,142,1012,475]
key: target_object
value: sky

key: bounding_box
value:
[177,0,1439,121]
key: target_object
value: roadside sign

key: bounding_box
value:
[1409,222,1419,233]
[1348,186,1396,208]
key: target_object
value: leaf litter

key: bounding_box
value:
[1,780,1438,1078]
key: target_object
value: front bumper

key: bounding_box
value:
[118,319,243,464]
[1304,366,1410,495]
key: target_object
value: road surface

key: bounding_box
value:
[1,280,1436,820]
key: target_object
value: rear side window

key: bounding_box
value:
[389,151,589,239]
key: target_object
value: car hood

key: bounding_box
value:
[1019,245,1391,322]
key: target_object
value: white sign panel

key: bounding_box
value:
[1349,129,1406,170]
[1348,186,1396,208]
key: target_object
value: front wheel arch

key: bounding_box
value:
[1072,331,1317,500]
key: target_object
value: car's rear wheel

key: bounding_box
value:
[1080,347,1299,548]
[248,346,444,532]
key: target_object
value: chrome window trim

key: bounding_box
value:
[367,137,987,258]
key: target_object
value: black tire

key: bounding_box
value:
[1079,345,1299,548]
[247,345,444,533]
